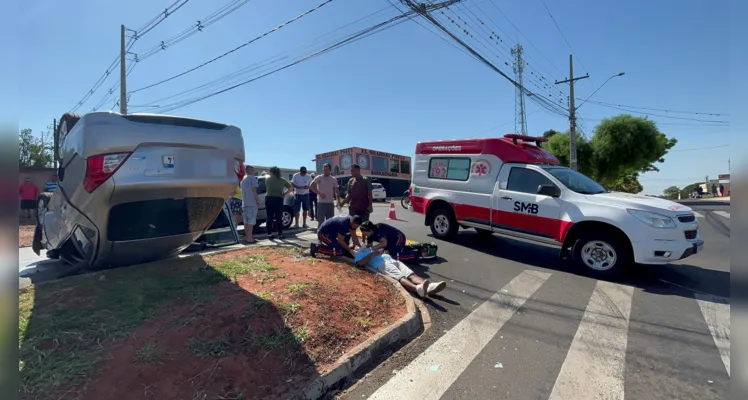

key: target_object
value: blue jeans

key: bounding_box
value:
[293,193,310,213]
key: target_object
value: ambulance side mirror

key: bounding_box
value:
[537,184,560,198]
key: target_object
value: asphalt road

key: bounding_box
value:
[339,203,730,400]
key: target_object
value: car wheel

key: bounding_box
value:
[430,208,458,240]
[572,231,631,277]
[282,206,294,229]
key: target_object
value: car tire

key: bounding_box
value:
[57,112,82,141]
[430,207,458,240]
[282,206,294,230]
[36,192,52,220]
[572,230,631,277]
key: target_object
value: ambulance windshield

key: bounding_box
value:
[542,167,608,195]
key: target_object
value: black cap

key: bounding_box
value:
[300,166,307,172]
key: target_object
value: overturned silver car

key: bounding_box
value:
[33,111,245,269]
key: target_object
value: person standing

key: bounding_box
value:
[310,163,338,223]
[19,178,39,219]
[719,183,725,197]
[291,166,313,228]
[45,174,59,193]
[229,185,243,227]
[265,166,291,239]
[308,173,317,221]
[240,165,260,243]
[711,183,717,197]
[345,164,373,222]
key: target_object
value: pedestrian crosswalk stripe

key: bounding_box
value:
[693,212,704,218]
[368,270,552,400]
[548,281,635,400]
[696,294,730,377]
[713,211,730,219]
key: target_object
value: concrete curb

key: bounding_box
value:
[291,274,423,400]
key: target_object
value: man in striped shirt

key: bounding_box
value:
[45,174,58,193]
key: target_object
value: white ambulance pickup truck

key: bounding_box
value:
[409,134,703,277]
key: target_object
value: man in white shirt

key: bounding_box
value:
[291,166,313,228]
[310,163,339,223]
[240,165,261,243]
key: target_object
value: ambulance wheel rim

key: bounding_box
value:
[434,214,450,235]
[580,240,617,271]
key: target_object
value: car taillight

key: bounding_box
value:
[234,159,245,182]
[84,152,131,193]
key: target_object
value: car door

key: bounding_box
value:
[492,165,562,242]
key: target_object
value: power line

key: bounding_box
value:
[129,0,336,94]
[670,144,729,152]
[68,0,192,112]
[582,102,730,123]
[132,0,254,62]
[418,3,569,118]
[132,5,399,109]
[142,9,421,114]
[576,99,729,117]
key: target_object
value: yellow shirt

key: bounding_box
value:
[233,187,242,200]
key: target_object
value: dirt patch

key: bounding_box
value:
[19,218,36,248]
[19,246,406,400]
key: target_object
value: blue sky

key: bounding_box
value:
[13,0,735,195]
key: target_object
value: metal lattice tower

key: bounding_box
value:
[511,44,528,136]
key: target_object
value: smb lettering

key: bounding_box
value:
[513,201,539,215]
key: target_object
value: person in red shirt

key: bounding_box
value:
[19,178,39,219]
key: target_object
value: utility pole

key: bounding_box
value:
[554,55,588,171]
[120,24,128,115]
[511,44,528,136]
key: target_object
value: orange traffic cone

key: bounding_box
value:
[387,200,397,220]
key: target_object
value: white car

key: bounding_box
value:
[410,134,703,277]
[372,183,387,201]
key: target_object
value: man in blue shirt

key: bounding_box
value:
[353,247,446,298]
[310,215,363,257]
[359,221,408,259]
[45,174,59,193]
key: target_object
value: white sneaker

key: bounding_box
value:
[416,282,427,298]
[426,281,446,296]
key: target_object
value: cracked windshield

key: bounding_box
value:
[17,0,731,399]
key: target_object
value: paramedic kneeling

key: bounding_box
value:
[310,215,363,257]
[359,221,407,259]
[354,247,446,298]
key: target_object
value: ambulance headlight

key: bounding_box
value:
[627,209,676,229]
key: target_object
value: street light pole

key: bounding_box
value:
[575,72,626,111]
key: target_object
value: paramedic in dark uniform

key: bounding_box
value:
[359,221,408,259]
[310,215,363,257]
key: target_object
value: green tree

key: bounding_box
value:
[680,182,702,197]
[542,129,560,139]
[662,186,681,199]
[543,115,677,194]
[19,128,53,167]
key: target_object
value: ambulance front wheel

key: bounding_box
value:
[430,208,458,240]
[571,231,632,277]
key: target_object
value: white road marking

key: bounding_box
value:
[696,294,730,377]
[693,211,704,218]
[549,281,635,400]
[713,211,730,219]
[368,270,552,400]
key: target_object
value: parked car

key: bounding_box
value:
[372,183,387,201]
[33,112,245,269]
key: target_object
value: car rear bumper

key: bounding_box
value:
[633,239,704,264]
[95,233,196,268]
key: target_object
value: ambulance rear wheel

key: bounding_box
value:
[572,231,631,277]
[430,208,458,240]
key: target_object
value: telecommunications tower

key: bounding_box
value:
[511,43,528,136]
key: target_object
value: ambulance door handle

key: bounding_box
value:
[501,196,512,200]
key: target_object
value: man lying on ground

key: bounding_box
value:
[310,214,363,257]
[353,246,446,298]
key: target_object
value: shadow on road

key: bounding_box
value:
[412,230,729,305]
